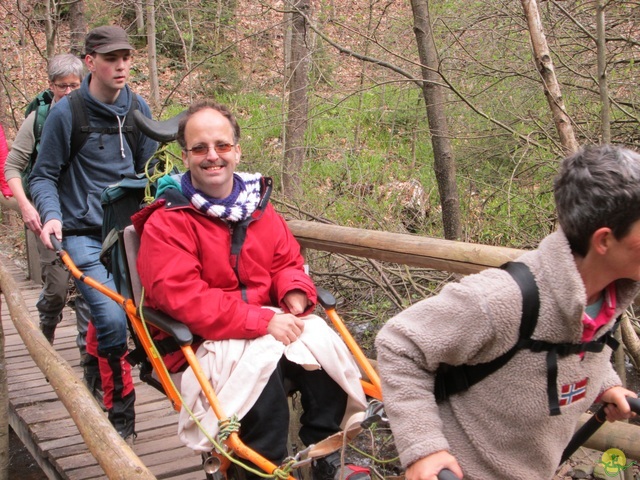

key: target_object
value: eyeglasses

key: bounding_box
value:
[53,83,80,91]
[185,143,235,157]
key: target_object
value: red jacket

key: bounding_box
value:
[132,181,317,371]
[0,125,11,197]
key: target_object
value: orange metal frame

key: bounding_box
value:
[55,244,381,480]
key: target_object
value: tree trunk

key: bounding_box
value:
[146,0,160,107]
[135,0,145,37]
[596,1,610,144]
[409,0,461,240]
[520,0,579,154]
[283,0,310,199]
[44,0,57,58]
[68,0,86,57]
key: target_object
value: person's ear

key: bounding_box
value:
[591,227,613,255]
[182,150,189,169]
[85,54,95,72]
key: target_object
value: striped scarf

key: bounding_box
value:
[181,171,262,222]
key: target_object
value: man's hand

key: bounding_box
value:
[40,219,63,250]
[600,386,638,422]
[18,201,42,234]
[283,289,311,315]
[267,313,305,345]
[405,451,463,480]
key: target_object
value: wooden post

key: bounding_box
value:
[0,260,157,480]
[24,228,41,283]
[0,296,8,480]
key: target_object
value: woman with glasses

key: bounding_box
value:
[3,54,93,362]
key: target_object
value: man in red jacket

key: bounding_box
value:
[134,100,370,480]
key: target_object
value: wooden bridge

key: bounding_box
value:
[2,251,205,479]
[2,220,639,479]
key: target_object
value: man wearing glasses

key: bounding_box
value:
[132,100,370,480]
[30,26,158,442]
[4,53,96,374]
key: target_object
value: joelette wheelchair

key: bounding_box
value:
[51,110,385,480]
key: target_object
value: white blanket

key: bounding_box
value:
[176,313,368,452]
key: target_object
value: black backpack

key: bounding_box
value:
[66,89,140,163]
[21,89,140,198]
[434,261,621,415]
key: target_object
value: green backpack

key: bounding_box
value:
[22,89,54,198]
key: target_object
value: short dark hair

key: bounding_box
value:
[554,145,640,256]
[177,100,241,149]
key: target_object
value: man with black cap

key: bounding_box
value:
[30,25,158,442]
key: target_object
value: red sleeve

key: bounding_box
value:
[0,126,12,197]
[268,210,317,315]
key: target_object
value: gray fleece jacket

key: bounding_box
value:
[375,230,640,480]
[29,74,157,233]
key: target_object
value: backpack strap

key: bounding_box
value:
[434,261,539,403]
[434,261,622,416]
[229,177,273,303]
[32,102,51,149]
[521,318,621,416]
[67,90,140,162]
[22,102,52,198]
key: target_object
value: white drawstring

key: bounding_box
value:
[116,115,126,158]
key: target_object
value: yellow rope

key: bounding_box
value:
[141,144,181,204]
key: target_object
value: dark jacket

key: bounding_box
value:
[29,74,157,232]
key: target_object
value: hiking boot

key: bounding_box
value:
[81,353,105,410]
[121,431,137,447]
[312,452,371,480]
[39,323,56,344]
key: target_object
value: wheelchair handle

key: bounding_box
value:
[438,469,460,480]
[560,395,640,464]
[50,234,63,252]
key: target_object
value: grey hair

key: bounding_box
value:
[553,144,640,256]
[47,54,85,82]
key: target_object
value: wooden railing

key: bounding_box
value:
[288,220,524,273]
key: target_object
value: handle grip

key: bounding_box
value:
[50,234,63,252]
[560,395,640,464]
[438,469,460,480]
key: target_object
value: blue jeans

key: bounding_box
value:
[63,235,127,350]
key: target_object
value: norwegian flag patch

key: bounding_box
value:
[559,378,588,407]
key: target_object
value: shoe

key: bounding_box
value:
[39,323,56,344]
[312,452,371,480]
[120,431,137,447]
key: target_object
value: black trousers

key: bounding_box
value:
[239,355,348,465]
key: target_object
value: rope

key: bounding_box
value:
[217,415,241,440]
[142,143,181,203]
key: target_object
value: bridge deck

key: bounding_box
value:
[2,253,206,480]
